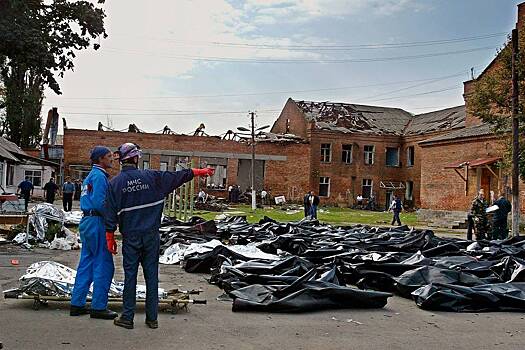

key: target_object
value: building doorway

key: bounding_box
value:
[237,159,265,191]
[385,190,393,211]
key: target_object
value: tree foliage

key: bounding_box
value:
[0,0,106,148]
[468,31,525,180]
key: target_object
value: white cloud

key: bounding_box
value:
[43,0,435,134]
[242,0,427,24]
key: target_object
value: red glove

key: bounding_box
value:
[192,168,215,177]
[106,232,117,255]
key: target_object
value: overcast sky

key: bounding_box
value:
[44,0,521,135]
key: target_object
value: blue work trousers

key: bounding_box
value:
[309,205,318,219]
[392,211,402,226]
[121,230,160,322]
[71,216,114,310]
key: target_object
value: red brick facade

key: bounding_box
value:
[63,129,311,202]
[418,2,525,215]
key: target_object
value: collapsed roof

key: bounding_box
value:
[404,105,465,136]
[292,100,466,137]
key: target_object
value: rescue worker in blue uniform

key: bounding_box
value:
[106,143,214,329]
[70,146,118,320]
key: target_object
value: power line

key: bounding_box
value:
[58,109,281,117]
[113,32,506,51]
[362,86,461,103]
[55,85,464,118]
[46,69,479,101]
[103,45,495,64]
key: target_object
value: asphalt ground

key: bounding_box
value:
[1,244,524,350]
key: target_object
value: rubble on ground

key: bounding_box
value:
[7,203,81,250]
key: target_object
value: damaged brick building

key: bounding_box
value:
[63,99,465,210]
[271,99,465,209]
[417,1,525,224]
[63,128,311,201]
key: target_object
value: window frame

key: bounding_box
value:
[6,164,15,186]
[362,178,373,198]
[405,180,414,201]
[342,144,353,164]
[364,145,375,165]
[319,176,330,197]
[385,147,400,167]
[320,143,332,163]
[142,161,150,170]
[407,146,415,167]
[24,169,42,188]
[160,162,168,171]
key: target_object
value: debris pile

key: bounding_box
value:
[10,203,80,250]
[159,216,525,313]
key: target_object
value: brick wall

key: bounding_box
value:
[419,136,517,212]
[270,98,310,139]
[63,129,310,202]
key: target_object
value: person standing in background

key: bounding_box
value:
[309,191,320,219]
[74,179,82,200]
[62,176,75,212]
[303,191,312,218]
[492,192,511,240]
[17,176,34,212]
[43,178,59,204]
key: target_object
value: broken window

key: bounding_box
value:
[160,162,168,171]
[406,181,414,200]
[364,145,375,165]
[407,146,415,167]
[386,147,400,167]
[362,179,373,198]
[321,143,332,163]
[342,144,352,164]
[319,176,330,197]
[206,165,227,189]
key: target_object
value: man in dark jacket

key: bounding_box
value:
[309,191,320,219]
[389,195,403,226]
[43,178,59,204]
[106,143,214,330]
[492,192,511,240]
[62,176,75,211]
[303,191,312,217]
[17,177,34,212]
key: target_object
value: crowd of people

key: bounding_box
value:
[16,176,83,212]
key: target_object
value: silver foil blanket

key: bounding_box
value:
[12,261,165,300]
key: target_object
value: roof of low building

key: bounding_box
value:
[0,137,59,167]
[419,123,494,145]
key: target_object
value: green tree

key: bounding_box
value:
[0,0,106,148]
[468,31,525,180]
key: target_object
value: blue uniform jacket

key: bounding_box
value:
[80,165,110,214]
[105,165,193,234]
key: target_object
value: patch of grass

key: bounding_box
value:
[168,204,418,227]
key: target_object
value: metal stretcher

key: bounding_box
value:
[3,288,207,313]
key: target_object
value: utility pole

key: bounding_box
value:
[250,111,257,211]
[511,28,520,237]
